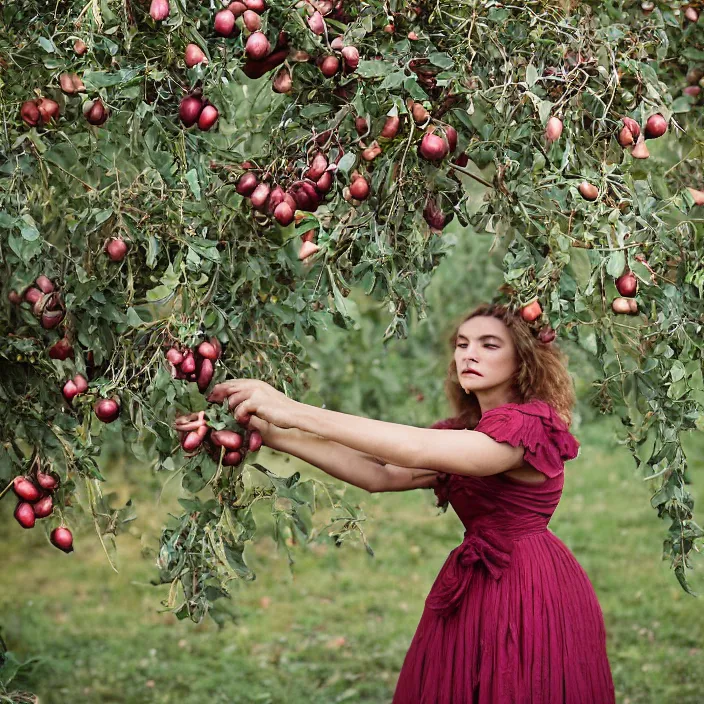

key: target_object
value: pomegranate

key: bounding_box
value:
[62,379,79,402]
[349,176,370,201]
[214,10,236,37]
[50,526,74,553]
[41,308,65,330]
[298,240,320,260]
[578,181,598,201]
[73,374,88,393]
[520,300,542,322]
[319,55,340,78]
[274,202,295,226]
[236,172,258,196]
[316,171,333,193]
[341,46,359,71]
[15,502,36,529]
[149,0,170,21]
[242,9,262,31]
[630,138,650,159]
[37,98,60,124]
[36,470,59,491]
[250,182,271,210]
[185,44,207,68]
[644,113,667,139]
[198,105,219,131]
[180,352,196,374]
[222,451,243,466]
[33,494,54,519]
[211,430,244,450]
[272,67,292,93]
[94,398,120,423]
[355,116,368,135]
[20,101,40,127]
[248,430,263,452]
[84,99,108,126]
[74,39,88,55]
[616,271,638,297]
[418,132,448,162]
[166,348,184,365]
[35,275,54,294]
[544,116,563,143]
[246,32,271,60]
[687,187,704,205]
[307,11,325,34]
[48,337,74,360]
[380,116,400,139]
[106,237,128,261]
[13,477,42,502]
[306,153,328,181]
[179,95,203,127]
[537,326,556,344]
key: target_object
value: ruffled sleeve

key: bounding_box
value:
[428,417,467,508]
[474,400,580,479]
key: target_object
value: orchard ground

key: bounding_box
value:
[1,415,703,704]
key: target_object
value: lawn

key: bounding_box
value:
[1,414,703,703]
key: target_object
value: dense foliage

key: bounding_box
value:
[1,0,704,630]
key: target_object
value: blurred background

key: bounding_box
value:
[1,223,703,704]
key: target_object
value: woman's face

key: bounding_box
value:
[454,315,520,410]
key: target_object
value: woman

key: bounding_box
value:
[177,302,616,703]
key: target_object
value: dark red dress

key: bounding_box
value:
[392,400,616,704]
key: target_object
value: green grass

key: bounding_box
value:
[1,415,703,704]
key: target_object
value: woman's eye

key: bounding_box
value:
[457,343,498,349]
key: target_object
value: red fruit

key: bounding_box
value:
[185,44,207,68]
[544,116,563,143]
[84,99,108,126]
[349,177,370,201]
[14,502,36,529]
[35,275,54,294]
[272,67,292,93]
[198,105,219,131]
[622,117,640,140]
[250,183,271,210]
[341,46,360,71]
[331,36,344,51]
[355,117,368,135]
[316,171,333,193]
[105,238,128,261]
[237,172,258,196]
[37,98,60,124]
[274,202,295,226]
[32,494,54,519]
[244,0,265,10]
[537,326,556,344]
[443,125,458,154]
[687,187,704,205]
[617,126,634,147]
[222,451,243,466]
[73,374,88,393]
[612,297,634,314]
[248,430,263,452]
[685,6,699,22]
[228,1,246,16]
[211,430,243,450]
[578,181,598,201]
[180,352,196,374]
[48,337,74,360]
[644,113,667,139]
[298,240,319,260]
[408,31,419,40]
[320,55,340,78]
[630,138,650,159]
[268,186,286,212]
[59,73,86,95]
[418,132,448,161]
[94,398,120,423]
[41,308,65,330]
[209,336,222,359]
[683,86,701,97]
[63,379,79,402]
[284,193,297,211]
[246,32,271,60]
[361,142,382,161]
[306,153,328,181]
[51,526,74,553]
[616,271,638,297]
[20,101,40,127]
[74,39,88,55]
[214,9,236,37]
[520,300,542,322]
[182,430,206,452]
[24,287,43,305]
[411,103,430,124]
[36,470,59,491]
[179,96,203,127]
[197,358,214,392]
[242,9,262,31]
[166,348,184,365]
[380,116,400,139]
[307,11,325,34]
[149,0,169,20]
[423,198,446,231]
[197,341,218,360]
[13,477,42,502]
[301,229,316,243]
[8,290,22,304]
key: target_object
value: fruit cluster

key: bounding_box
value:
[165,337,222,392]
[8,275,65,330]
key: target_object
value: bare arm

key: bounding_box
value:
[265,426,438,493]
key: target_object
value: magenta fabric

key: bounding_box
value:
[392,400,616,704]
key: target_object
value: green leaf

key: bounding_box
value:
[126,307,145,327]
[185,169,201,200]
[526,63,539,87]
[428,52,453,69]
[19,215,40,241]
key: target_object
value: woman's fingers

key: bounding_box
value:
[173,410,206,431]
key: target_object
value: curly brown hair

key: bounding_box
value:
[444,303,577,430]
